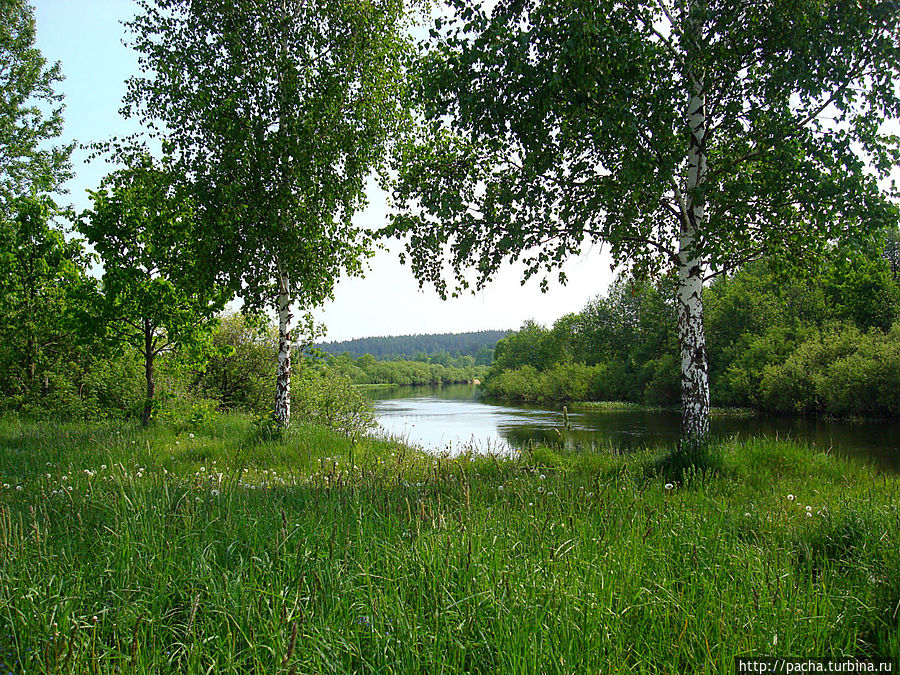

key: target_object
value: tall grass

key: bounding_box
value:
[0,415,897,673]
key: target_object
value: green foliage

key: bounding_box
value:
[388,0,900,292]
[486,249,900,418]
[0,196,103,411]
[193,313,276,413]
[484,273,681,405]
[823,251,900,331]
[292,369,375,439]
[0,0,73,213]
[79,155,226,425]
[385,0,900,447]
[123,0,417,313]
[319,350,481,387]
[491,320,558,373]
[319,330,510,362]
[758,323,900,417]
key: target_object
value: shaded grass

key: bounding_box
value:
[0,414,897,673]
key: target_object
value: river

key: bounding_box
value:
[366,383,900,471]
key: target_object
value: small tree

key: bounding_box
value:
[123,0,417,426]
[80,156,225,426]
[386,0,900,450]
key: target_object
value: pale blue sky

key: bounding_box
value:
[33,0,613,341]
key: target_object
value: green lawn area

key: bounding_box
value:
[0,415,897,673]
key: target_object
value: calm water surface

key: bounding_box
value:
[367,384,900,471]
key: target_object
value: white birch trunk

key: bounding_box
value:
[676,84,711,448]
[274,271,294,427]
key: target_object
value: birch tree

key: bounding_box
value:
[123,0,415,426]
[386,0,900,449]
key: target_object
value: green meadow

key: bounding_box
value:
[0,415,896,673]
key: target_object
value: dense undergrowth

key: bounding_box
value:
[0,415,897,673]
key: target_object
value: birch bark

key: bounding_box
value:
[676,80,711,447]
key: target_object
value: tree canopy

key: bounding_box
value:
[0,0,72,214]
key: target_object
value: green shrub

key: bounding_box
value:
[292,368,375,438]
[758,322,900,416]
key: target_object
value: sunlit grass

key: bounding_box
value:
[0,414,897,673]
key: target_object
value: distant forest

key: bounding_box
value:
[317,330,511,363]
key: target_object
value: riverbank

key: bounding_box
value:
[567,400,758,417]
[355,378,480,389]
[0,415,897,672]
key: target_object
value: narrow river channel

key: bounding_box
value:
[366,383,900,471]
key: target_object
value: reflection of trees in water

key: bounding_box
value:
[368,384,478,401]
[497,424,670,453]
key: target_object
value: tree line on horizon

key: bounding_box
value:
[316,330,509,364]
[2,0,899,458]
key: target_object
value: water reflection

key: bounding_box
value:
[367,384,900,471]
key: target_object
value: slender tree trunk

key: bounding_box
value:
[676,81,710,449]
[26,335,35,388]
[141,318,155,427]
[274,271,294,427]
